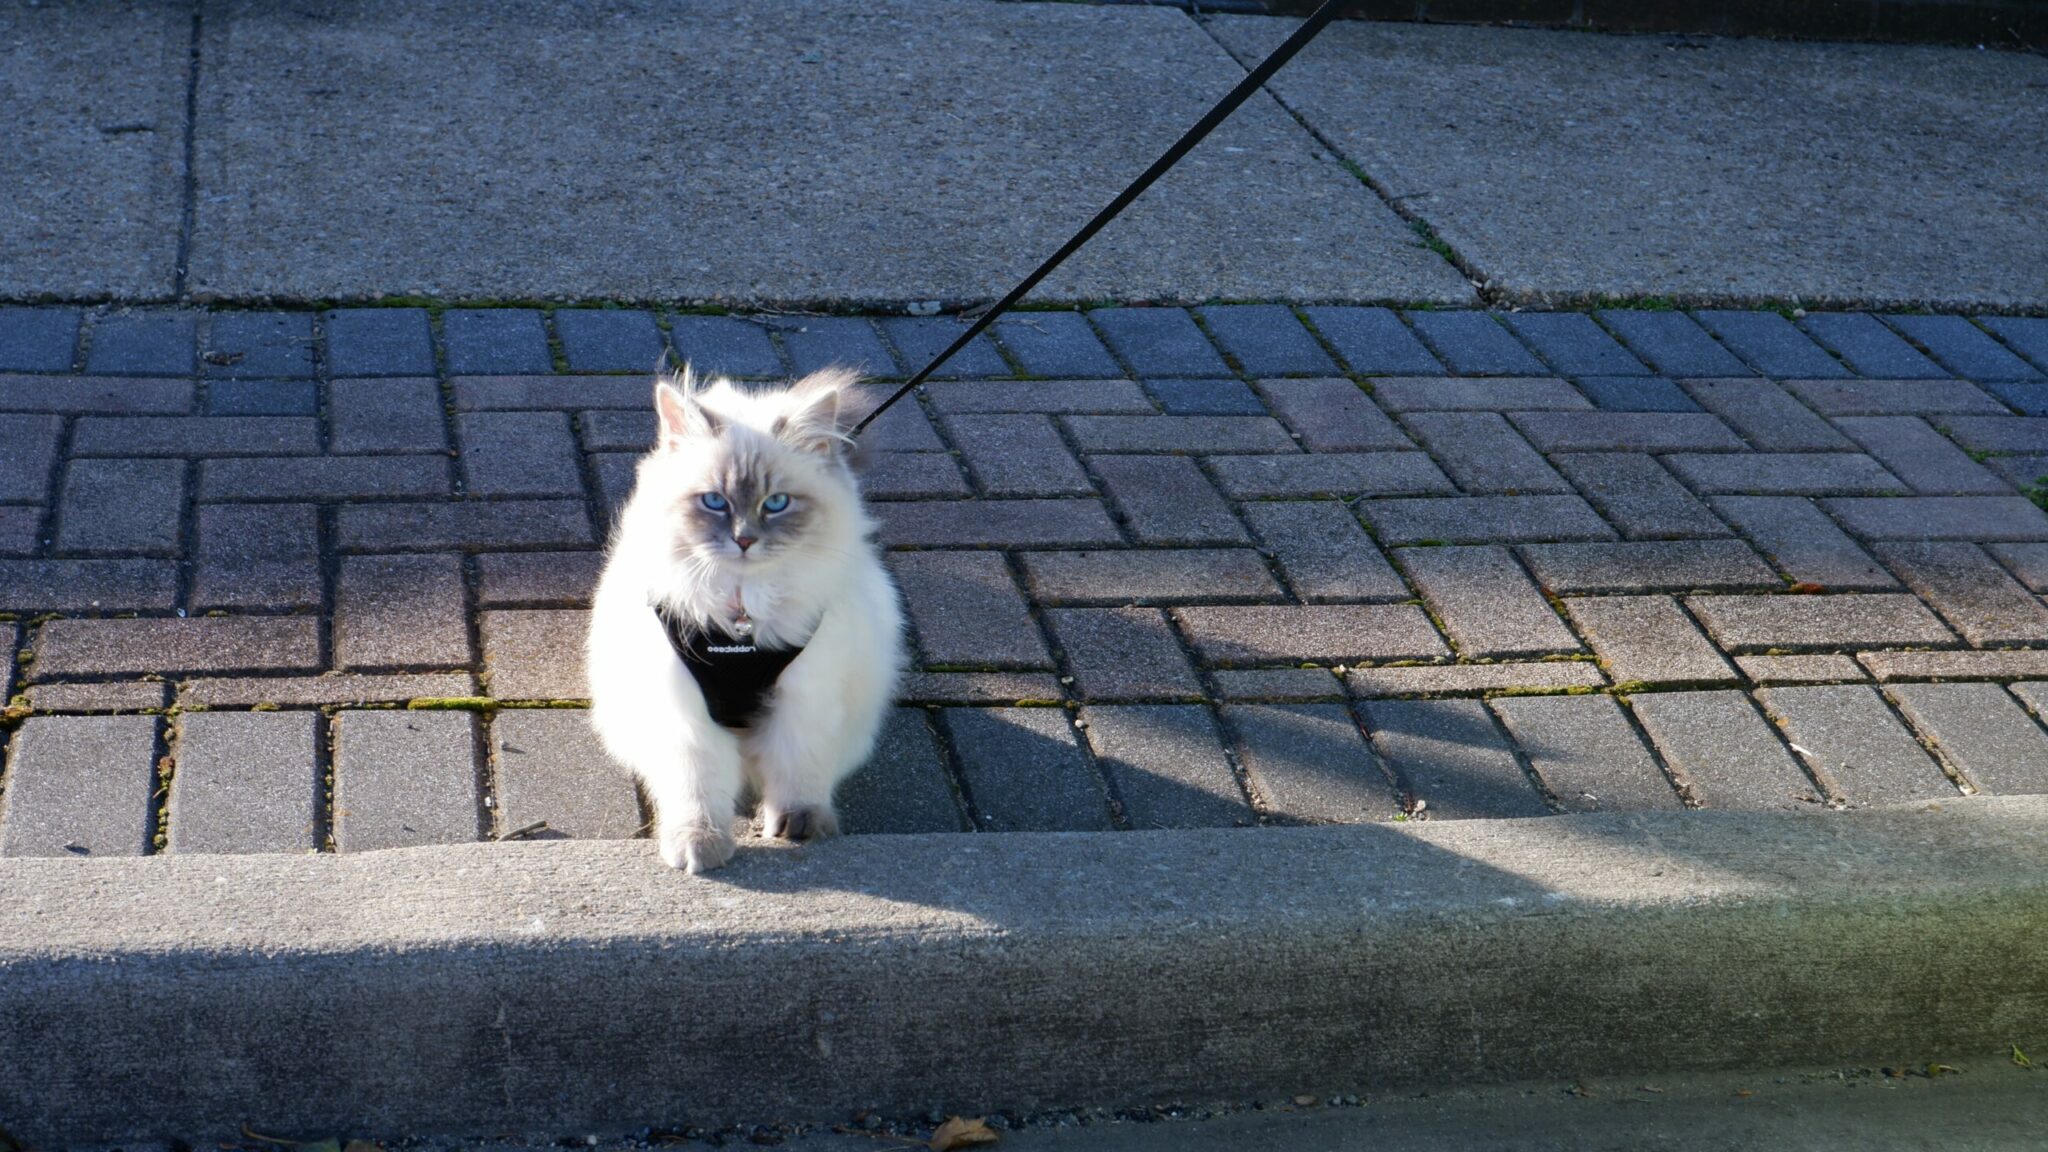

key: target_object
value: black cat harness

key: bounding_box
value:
[656,603,804,730]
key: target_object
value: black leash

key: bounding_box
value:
[851,0,1349,436]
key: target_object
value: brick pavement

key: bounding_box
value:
[3,304,2048,855]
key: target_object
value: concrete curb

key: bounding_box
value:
[3,798,2045,1143]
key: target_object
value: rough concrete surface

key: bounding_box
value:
[2,797,2044,1142]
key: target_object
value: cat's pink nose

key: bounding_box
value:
[734,535,757,552]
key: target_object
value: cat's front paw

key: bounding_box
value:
[659,822,737,873]
[763,804,840,842]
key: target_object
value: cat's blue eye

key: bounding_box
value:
[699,492,729,513]
[762,492,791,514]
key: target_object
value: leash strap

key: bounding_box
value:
[851,0,1350,436]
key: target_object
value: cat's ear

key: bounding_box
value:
[654,370,719,449]
[773,368,857,455]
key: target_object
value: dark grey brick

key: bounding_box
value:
[878,316,1010,379]
[199,455,451,501]
[1195,305,1335,376]
[491,710,642,839]
[1362,697,1551,819]
[338,500,593,551]
[1983,381,2048,417]
[0,307,79,372]
[333,711,482,851]
[1019,548,1283,606]
[329,377,448,454]
[1140,377,1266,416]
[1173,604,1447,665]
[1735,654,1866,685]
[1401,411,1569,494]
[1554,453,1730,539]
[1979,316,2048,373]
[1063,414,1295,454]
[453,375,649,411]
[1691,310,1848,378]
[1510,411,1744,453]
[1396,545,1580,658]
[1563,595,1738,686]
[1489,695,1682,813]
[1679,378,1852,452]
[84,311,197,376]
[942,706,1112,832]
[1596,310,1749,377]
[991,312,1121,378]
[0,507,36,556]
[35,616,320,677]
[1363,494,1616,545]
[0,414,62,501]
[1405,311,1546,376]
[1214,668,1345,701]
[1798,313,1942,377]
[169,712,320,854]
[1785,378,2006,417]
[182,672,476,709]
[476,551,604,607]
[861,452,971,499]
[442,309,551,375]
[1833,416,2008,495]
[1687,592,1956,651]
[943,414,1092,497]
[26,681,170,713]
[1091,455,1243,545]
[1257,377,1410,451]
[1301,306,1443,376]
[891,551,1049,669]
[336,553,471,669]
[771,315,897,377]
[1887,683,2048,796]
[1758,684,1957,804]
[1710,496,1897,590]
[1089,308,1229,376]
[844,394,945,452]
[1885,314,2042,382]
[1347,661,1605,699]
[875,499,1121,548]
[1660,452,1905,496]
[204,312,314,378]
[1,621,14,700]
[457,411,585,497]
[922,378,1151,415]
[899,671,1065,706]
[70,416,320,457]
[835,708,966,834]
[481,609,589,699]
[1518,539,1779,594]
[0,375,193,415]
[1372,376,1587,413]
[1866,651,2048,681]
[1082,704,1251,828]
[1987,454,2048,491]
[1942,416,2048,455]
[1990,542,2048,592]
[1627,690,1822,809]
[206,379,317,416]
[323,308,434,377]
[0,559,177,612]
[1824,495,2048,541]
[583,444,642,509]
[1502,312,1649,376]
[0,716,157,858]
[1223,702,1398,823]
[665,315,783,378]
[577,409,657,452]
[55,458,184,556]
[1875,541,2048,646]
[1206,452,1453,500]
[554,309,663,373]
[1240,501,1405,602]
[1047,607,1200,701]
[192,503,322,610]
[1574,376,1700,413]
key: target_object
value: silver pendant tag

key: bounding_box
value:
[731,613,755,638]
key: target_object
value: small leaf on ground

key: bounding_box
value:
[927,1117,998,1151]
[2013,1045,2033,1069]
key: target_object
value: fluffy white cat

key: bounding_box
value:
[586,366,904,873]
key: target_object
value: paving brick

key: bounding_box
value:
[1735,654,1866,685]
[877,316,1010,379]
[0,507,37,556]
[0,413,61,501]
[0,375,193,415]
[1223,702,1398,823]
[323,308,435,377]
[1299,306,1442,375]
[84,312,197,376]
[942,413,1092,497]
[1989,542,2048,592]
[1686,593,1955,652]
[26,681,171,713]
[1873,541,2048,646]
[898,671,1066,706]
[1140,377,1267,416]
[1627,690,1820,809]
[990,312,1122,378]
[1089,308,1229,376]
[1518,539,1779,594]
[475,551,603,607]
[1400,411,1569,494]
[667,315,785,378]
[54,458,184,556]
[1823,496,2048,541]
[1090,455,1244,545]
[453,375,651,411]
[329,377,448,454]
[1082,704,1251,828]
[1405,311,1547,376]
[1019,548,1282,605]
[1941,416,2048,455]
[1783,378,2005,416]
[874,499,1121,548]
[834,708,967,834]
[1509,411,1745,453]
[336,554,471,669]
[181,672,477,708]
[191,503,323,610]
[1345,661,1606,698]
[1757,684,1956,804]
[1798,313,1943,377]
[1563,595,1737,686]
[1196,305,1335,376]
[1397,545,1579,658]
[1371,376,1587,412]
[1174,604,1447,666]
[1361,698,1548,818]
[1884,314,2042,382]
[206,378,318,417]
[1490,694,1682,813]
[1207,452,1453,500]
[1680,378,1853,451]
[1978,316,2048,372]
[1047,607,1200,701]
[843,395,945,452]
[1256,377,1410,451]
[1661,452,1904,496]
[1362,495,1616,545]
[333,710,482,851]
[1500,312,1649,376]
[1596,311,1749,377]
[481,609,589,698]
[922,379,1151,415]
[941,706,1112,832]
[1830,416,2008,495]
[577,409,657,452]
[442,309,551,375]
[1887,683,2048,796]
[70,416,320,457]
[891,551,1049,669]
[1691,310,1848,378]
[0,307,79,372]
[554,309,663,373]
[1213,668,1346,701]
[199,455,451,501]
[0,559,178,613]
[1552,453,1730,539]
[490,710,642,839]
[1062,414,1296,454]
[168,712,320,854]
[1240,501,1405,602]
[1574,376,1700,413]
[1986,454,2048,492]
[1,620,14,700]
[1980,380,2048,417]
[860,452,971,499]
[35,617,319,677]
[1859,650,2048,682]
[456,411,585,497]
[338,500,594,551]
[204,312,315,378]
[771,315,898,377]
[1709,496,1897,589]
[598,443,653,510]
[0,716,157,858]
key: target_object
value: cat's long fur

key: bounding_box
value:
[586,367,904,873]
